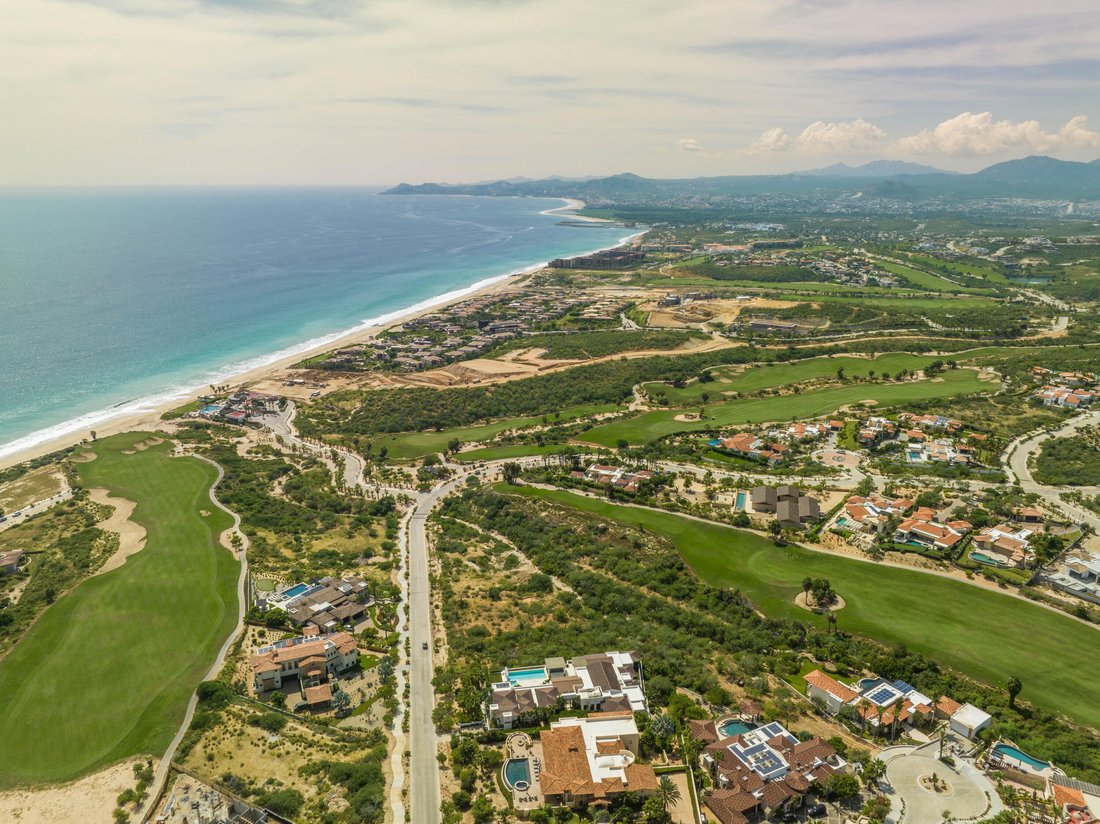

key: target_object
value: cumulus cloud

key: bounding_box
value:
[897,112,1100,156]
[677,137,704,153]
[748,118,885,154]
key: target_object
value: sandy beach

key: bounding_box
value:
[0,201,642,472]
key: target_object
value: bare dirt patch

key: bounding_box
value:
[88,488,147,576]
[0,760,141,824]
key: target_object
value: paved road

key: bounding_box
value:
[407,478,468,824]
[1006,410,1100,529]
[0,486,72,533]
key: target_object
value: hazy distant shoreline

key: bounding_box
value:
[0,198,643,470]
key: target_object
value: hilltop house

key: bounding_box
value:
[714,434,788,466]
[267,577,372,634]
[538,713,658,808]
[574,465,657,495]
[841,494,914,533]
[487,651,646,729]
[0,550,24,574]
[894,517,966,552]
[701,722,846,824]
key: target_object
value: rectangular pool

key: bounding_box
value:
[507,666,548,685]
[735,492,746,510]
[280,583,308,599]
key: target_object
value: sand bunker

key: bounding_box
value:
[0,760,141,824]
[795,591,846,613]
[70,451,97,463]
[89,488,147,575]
[131,436,164,451]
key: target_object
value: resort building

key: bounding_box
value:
[250,631,359,695]
[488,651,646,729]
[702,721,846,824]
[538,712,658,808]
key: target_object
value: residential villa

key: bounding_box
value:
[261,577,372,634]
[700,721,846,824]
[250,630,360,705]
[897,412,963,433]
[971,524,1034,568]
[0,549,24,574]
[1044,547,1100,605]
[1034,385,1099,409]
[805,669,990,739]
[766,422,828,443]
[750,486,820,530]
[804,670,936,734]
[840,494,914,533]
[488,651,646,729]
[573,465,657,494]
[858,416,896,447]
[538,712,658,808]
[894,517,966,552]
[712,434,789,466]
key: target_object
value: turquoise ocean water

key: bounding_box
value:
[0,189,633,457]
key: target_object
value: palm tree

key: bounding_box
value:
[655,775,681,813]
[857,699,872,736]
[1007,675,1022,708]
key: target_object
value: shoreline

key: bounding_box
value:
[0,200,643,471]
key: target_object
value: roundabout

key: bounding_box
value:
[883,746,1002,824]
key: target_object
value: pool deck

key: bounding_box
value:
[505,733,544,811]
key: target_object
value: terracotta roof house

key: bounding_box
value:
[689,719,719,744]
[702,722,845,816]
[250,631,359,693]
[805,669,940,734]
[539,713,657,808]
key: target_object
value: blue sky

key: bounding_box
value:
[1,0,1098,184]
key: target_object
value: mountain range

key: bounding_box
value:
[384,155,1100,202]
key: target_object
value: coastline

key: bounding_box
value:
[0,200,643,471]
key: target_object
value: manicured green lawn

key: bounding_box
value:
[456,443,604,463]
[646,353,944,405]
[589,369,990,446]
[876,261,996,294]
[375,404,617,460]
[0,433,239,788]
[502,486,1100,730]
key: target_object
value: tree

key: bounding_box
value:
[801,577,813,599]
[1008,675,1023,708]
[471,795,495,824]
[826,773,861,803]
[655,776,681,814]
[862,758,887,788]
[447,438,462,455]
[502,462,522,485]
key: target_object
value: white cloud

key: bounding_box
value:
[748,118,885,155]
[897,112,1100,156]
[677,137,704,153]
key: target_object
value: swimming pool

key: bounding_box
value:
[993,744,1049,772]
[504,758,532,790]
[507,666,547,685]
[735,492,746,510]
[280,583,308,599]
[970,551,1005,567]
[719,720,754,737]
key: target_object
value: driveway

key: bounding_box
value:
[883,747,1001,824]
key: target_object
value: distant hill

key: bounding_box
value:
[797,159,950,177]
[383,155,1100,203]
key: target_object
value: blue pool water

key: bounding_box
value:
[858,678,878,691]
[719,720,754,737]
[507,666,547,685]
[735,492,746,510]
[281,583,308,599]
[993,744,1049,772]
[504,758,531,789]
[970,551,1004,566]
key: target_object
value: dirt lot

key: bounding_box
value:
[646,297,803,328]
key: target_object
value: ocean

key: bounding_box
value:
[0,189,633,458]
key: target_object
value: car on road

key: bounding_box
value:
[782,813,798,823]
[806,803,826,818]
[422,641,428,650]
